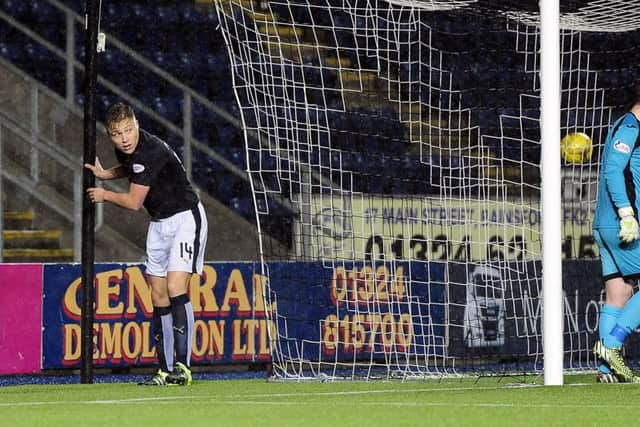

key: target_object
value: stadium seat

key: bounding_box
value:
[29,0,63,25]
[128,3,153,25]
[97,94,114,113]
[156,6,179,23]
[230,196,254,218]
[205,54,227,76]
[36,23,65,48]
[188,6,219,27]
[217,124,239,146]
[177,52,203,82]
[225,147,246,169]
[213,172,239,204]
[0,41,21,62]
[1,0,29,21]
[259,152,278,171]
[101,49,126,74]
[74,93,85,107]
[149,97,178,124]
[61,0,83,14]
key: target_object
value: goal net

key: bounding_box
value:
[213,0,640,379]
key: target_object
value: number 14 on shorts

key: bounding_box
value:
[180,242,193,259]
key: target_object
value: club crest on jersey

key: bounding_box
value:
[614,140,631,154]
[132,163,145,173]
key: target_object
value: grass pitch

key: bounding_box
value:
[0,373,634,427]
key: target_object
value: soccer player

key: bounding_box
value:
[85,102,208,386]
[592,81,640,383]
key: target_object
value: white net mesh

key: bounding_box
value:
[213,0,640,379]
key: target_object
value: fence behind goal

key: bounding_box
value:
[213,0,640,379]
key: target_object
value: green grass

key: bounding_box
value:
[0,374,634,427]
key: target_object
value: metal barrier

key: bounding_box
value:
[0,76,103,262]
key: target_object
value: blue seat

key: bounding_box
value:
[254,195,271,215]
[151,97,180,123]
[156,6,179,23]
[64,0,84,13]
[96,94,115,115]
[178,52,203,79]
[192,7,219,26]
[164,97,183,123]
[101,49,126,74]
[230,196,253,217]
[23,42,42,61]
[129,4,152,25]
[74,93,85,107]
[102,2,131,23]
[29,0,63,24]
[213,171,238,203]
[1,0,29,20]
[205,54,227,76]
[36,23,65,47]
[0,42,22,62]
[259,152,277,171]
[218,124,238,144]
[179,5,212,25]
[220,146,245,169]
[151,50,170,69]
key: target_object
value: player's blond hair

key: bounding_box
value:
[105,102,135,128]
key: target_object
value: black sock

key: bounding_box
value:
[152,306,173,372]
[170,293,194,367]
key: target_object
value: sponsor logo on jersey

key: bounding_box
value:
[132,163,145,173]
[614,140,631,154]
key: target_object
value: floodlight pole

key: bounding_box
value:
[81,0,99,384]
[540,0,564,386]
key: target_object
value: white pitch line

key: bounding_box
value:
[225,384,541,399]
[1,397,633,411]
[0,381,617,409]
[228,400,634,409]
[0,396,196,407]
[223,381,613,399]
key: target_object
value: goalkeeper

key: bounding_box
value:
[85,102,208,386]
[592,82,640,383]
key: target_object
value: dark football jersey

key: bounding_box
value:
[115,129,199,219]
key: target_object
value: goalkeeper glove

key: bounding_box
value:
[618,207,639,244]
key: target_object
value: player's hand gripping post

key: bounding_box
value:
[85,157,107,203]
[84,157,107,180]
[618,206,639,244]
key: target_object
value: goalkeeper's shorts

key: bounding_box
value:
[594,228,640,281]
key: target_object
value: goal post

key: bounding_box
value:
[540,0,563,386]
[212,0,640,381]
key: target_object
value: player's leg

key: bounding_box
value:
[166,271,194,386]
[165,203,208,386]
[602,276,640,383]
[596,305,622,383]
[603,278,634,348]
[596,278,630,382]
[139,221,174,386]
[592,229,639,382]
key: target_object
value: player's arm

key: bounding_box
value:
[603,123,640,243]
[602,125,638,208]
[87,182,150,211]
[84,157,126,180]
